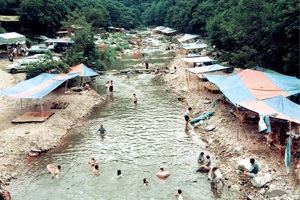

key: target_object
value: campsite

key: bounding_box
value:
[0,28,298,199]
[0,0,299,199]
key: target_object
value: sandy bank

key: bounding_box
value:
[0,59,104,180]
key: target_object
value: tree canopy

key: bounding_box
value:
[0,0,298,76]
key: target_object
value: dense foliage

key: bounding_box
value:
[0,0,298,75]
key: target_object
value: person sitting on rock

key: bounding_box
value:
[243,158,259,183]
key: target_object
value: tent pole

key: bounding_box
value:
[64,80,68,93]
[40,98,45,148]
[21,99,22,108]
[185,69,189,89]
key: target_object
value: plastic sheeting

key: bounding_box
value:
[0,73,79,99]
[69,63,99,77]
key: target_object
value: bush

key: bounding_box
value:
[26,58,69,79]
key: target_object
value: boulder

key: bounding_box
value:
[266,189,287,198]
[237,158,252,171]
[250,172,272,187]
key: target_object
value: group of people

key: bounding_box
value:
[105,80,114,95]
[196,151,260,189]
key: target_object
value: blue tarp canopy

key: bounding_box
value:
[181,42,207,50]
[238,96,300,124]
[45,38,74,43]
[0,73,79,99]
[186,64,230,74]
[186,54,201,58]
[177,34,199,42]
[160,27,176,34]
[203,69,300,104]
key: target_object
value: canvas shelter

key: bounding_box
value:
[69,63,99,77]
[237,96,300,124]
[186,54,201,58]
[203,69,300,104]
[160,27,176,34]
[181,56,215,63]
[0,73,79,99]
[181,42,208,50]
[152,26,165,32]
[177,34,199,43]
[0,32,26,45]
[45,38,74,44]
[186,64,230,74]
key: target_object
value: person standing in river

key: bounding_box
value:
[133,93,138,104]
[97,124,106,137]
[109,80,114,93]
[184,107,192,128]
[145,61,149,69]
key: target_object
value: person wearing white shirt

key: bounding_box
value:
[208,167,224,188]
[176,189,184,200]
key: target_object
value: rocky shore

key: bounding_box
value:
[163,53,300,199]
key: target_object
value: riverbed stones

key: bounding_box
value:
[250,173,272,187]
[266,189,287,198]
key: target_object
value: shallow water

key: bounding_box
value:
[9,41,237,199]
[10,74,236,200]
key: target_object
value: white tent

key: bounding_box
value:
[0,32,26,45]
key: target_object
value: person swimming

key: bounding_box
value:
[143,178,149,186]
[92,165,100,176]
[88,158,98,166]
[117,169,123,177]
[156,167,170,179]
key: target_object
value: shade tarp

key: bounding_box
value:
[238,96,300,124]
[0,32,26,45]
[181,56,215,63]
[69,63,99,77]
[186,54,201,58]
[152,26,165,31]
[181,42,207,50]
[160,27,176,34]
[186,64,230,74]
[45,38,74,43]
[203,69,300,104]
[177,34,199,42]
[0,73,79,99]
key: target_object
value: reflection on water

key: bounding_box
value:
[10,74,236,199]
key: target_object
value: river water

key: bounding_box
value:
[10,42,236,199]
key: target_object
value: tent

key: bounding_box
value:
[160,27,176,34]
[0,32,26,45]
[181,42,207,50]
[69,63,99,77]
[177,34,199,43]
[237,96,300,124]
[45,38,74,44]
[203,69,300,104]
[152,26,165,31]
[0,73,79,99]
[181,57,215,63]
[186,54,201,58]
[186,64,230,74]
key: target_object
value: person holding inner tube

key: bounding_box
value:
[156,167,170,179]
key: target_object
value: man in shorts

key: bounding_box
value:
[243,158,259,183]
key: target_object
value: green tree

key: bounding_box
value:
[19,0,67,36]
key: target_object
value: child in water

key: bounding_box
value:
[92,165,100,176]
[117,169,123,178]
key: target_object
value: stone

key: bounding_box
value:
[206,125,216,131]
[266,189,287,198]
[250,173,272,187]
